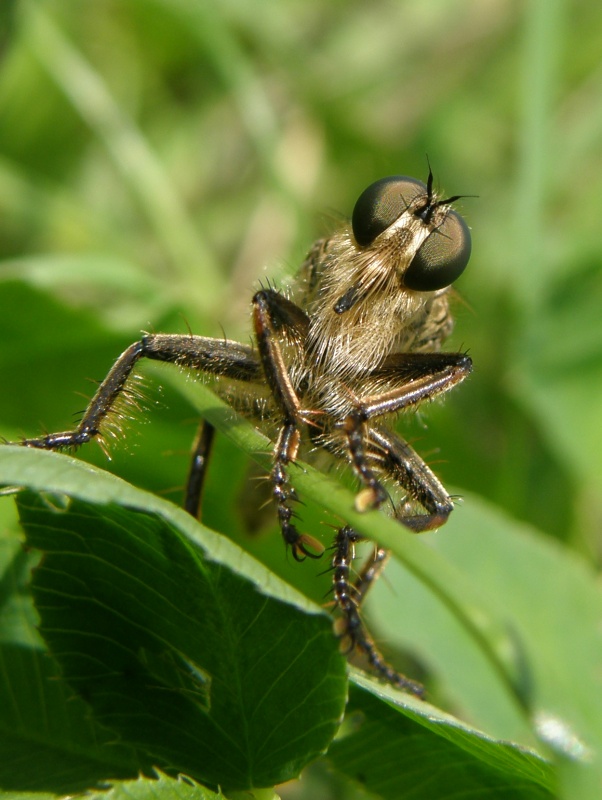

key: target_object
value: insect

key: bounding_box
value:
[12,170,472,696]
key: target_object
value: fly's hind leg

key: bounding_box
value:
[331,526,424,697]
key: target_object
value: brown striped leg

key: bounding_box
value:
[252,290,322,560]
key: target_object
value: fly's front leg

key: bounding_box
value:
[14,332,261,455]
[344,352,471,521]
[253,289,322,560]
[331,526,424,696]
[369,427,454,532]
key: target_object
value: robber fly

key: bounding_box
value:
[11,170,472,696]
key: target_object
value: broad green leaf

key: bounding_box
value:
[0,513,148,796]
[0,771,232,800]
[0,447,559,800]
[0,449,348,792]
[327,682,555,799]
[172,378,602,797]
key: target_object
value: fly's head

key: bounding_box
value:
[304,170,472,375]
[350,170,472,296]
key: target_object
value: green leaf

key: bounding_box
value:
[0,435,569,800]
[0,442,561,800]
[367,493,602,798]
[327,683,556,799]
[4,375,601,798]
[0,448,347,792]
[88,771,227,800]
[0,508,148,796]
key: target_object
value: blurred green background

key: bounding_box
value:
[1,0,602,793]
[2,0,601,548]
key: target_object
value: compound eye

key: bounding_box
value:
[352,176,427,247]
[403,209,471,291]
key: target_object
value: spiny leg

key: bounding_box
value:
[184,420,215,520]
[331,527,424,697]
[269,423,318,560]
[14,333,262,453]
[252,289,322,560]
[344,411,389,512]
[18,341,147,452]
[331,527,363,647]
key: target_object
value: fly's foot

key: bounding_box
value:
[333,611,425,698]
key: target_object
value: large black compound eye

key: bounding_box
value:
[403,209,471,291]
[352,175,427,247]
